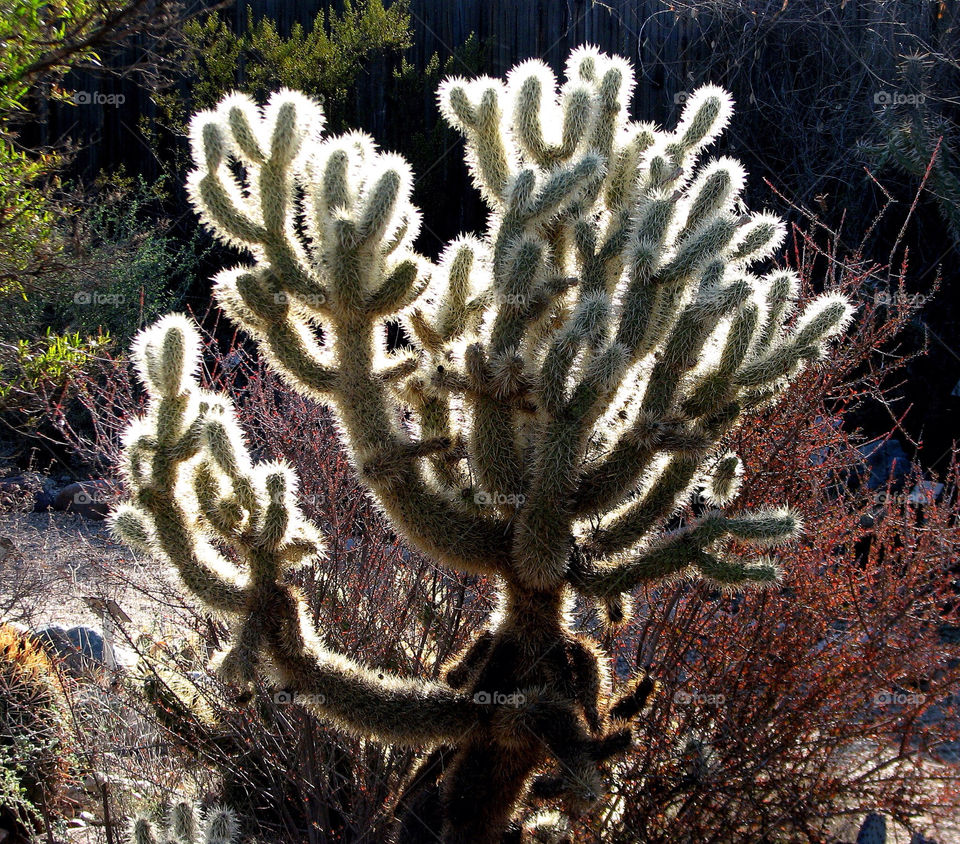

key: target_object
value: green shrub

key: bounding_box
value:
[0,328,111,424]
[0,173,202,442]
[1,173,197,343]
[154,0,413,137]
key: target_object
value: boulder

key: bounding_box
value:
[52,480,113,520]
[35,624,110,675]
[855,813,886,844]
[66,626,106,662]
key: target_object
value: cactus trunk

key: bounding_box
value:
[397,583,581,842]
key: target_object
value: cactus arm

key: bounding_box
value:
[267,625,482,744]
[571,415,712,516]
[188,95,332,316]
[230,547,483,745]
[331,316,514,574]
[438,78,514,207]
[113,317,247,614]
[398,380,466,492]
[568,635,606,734]
[572,267,849,538]
[574,509,797,596]
[114,318,485,747]
[136,492,247,613]
[582,453,704,559]
[443,630,496,688]
[186,91,515,578]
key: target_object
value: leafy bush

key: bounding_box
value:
[145,0,480,256]
[0,139,61,301]
[0,173,202,448]
[0,173,197,343]
[0,0,207,310]
[154,0,413,134]
[0,328,111,424]
[860,52,960,254]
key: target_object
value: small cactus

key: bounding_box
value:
[113,45,853,842]
[128,801,238,844]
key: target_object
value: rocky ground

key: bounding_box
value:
[1,511,170,631]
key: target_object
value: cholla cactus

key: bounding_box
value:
[129,801,238,844]
[113,46,853,843]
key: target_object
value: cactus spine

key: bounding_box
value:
[113,47,853,843]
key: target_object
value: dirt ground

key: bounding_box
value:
[0,510,189,642]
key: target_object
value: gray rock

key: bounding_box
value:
[52,480,113,520]
[35,624,109,674]
[856,813,886,844]
[67,626,105,661]
[857,439,909,492]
